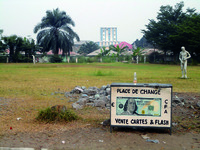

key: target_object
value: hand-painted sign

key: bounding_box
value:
[110,83,172,133]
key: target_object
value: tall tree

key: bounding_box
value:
[142,2,197,61]
[0,30,6,52]
[170,12,200,60]
[22,38,40,59]
[133,36,153,48]
[2,35,19,62]
[2,35,39,62]
[34,8,80,56]
[0,29,3,39]
[78,41,99,56]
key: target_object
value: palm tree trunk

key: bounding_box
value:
[55,44,59,55]
[9,46,15,62]
[55,30,59,55]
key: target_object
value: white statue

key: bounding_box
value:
[179,46,191,78]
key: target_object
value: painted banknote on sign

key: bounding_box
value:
[116,97,162,116]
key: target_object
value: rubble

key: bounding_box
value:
[51,86,200,113]
[66,85,111,110]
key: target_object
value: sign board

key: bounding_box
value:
[110,83,172,133]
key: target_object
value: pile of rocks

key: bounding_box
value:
[64,85,111,110]
[61,85,200,111]
[172,93,200,109]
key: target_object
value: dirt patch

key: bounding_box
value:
[0,127,199,150]
[0,93,200,150]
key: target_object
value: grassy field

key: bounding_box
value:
[0,63,199,98]
[0,63,199,134]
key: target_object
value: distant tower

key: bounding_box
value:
[97,27,120,48]
[101,27,117,41]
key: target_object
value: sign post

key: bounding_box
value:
[110,83,172,134]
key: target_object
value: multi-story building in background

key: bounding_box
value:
[96,27,120,49]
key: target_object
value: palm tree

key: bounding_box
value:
[109,45,127,62]
[0,29,3,39]
[0,30,6,53]
[2,35,39,62]
[22,38,40,59]
[98,46,110,57]
[2,35,22,62]
[34,8,80,56]
[132,47,144,64]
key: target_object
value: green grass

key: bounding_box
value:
[0,63,199,100]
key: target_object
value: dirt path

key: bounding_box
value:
[0,126,199,150]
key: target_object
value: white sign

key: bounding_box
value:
[110,83,172,128]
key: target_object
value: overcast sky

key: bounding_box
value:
[0,0,199,44]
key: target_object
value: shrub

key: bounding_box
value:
[78,56,87,63]
[36,107,78,123]
[87,57,99,63]
[15,54,32,63]
[69,57,76,63]
[191,58,198,66]
[124,55,132,62]
[102,56,114,63]
[0,56,7,63]
[50,55,63,63]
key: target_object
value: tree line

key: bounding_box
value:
[142,1,200,63]
[0,35,40,62]
[0,8,79,63]
[0,2,199,63]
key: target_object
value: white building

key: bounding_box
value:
[96,27,120,48]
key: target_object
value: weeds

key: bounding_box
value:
[172,115,200,133]
[36,107,79,123]
[93,70,114,76]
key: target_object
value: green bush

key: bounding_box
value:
[14,54,33,63]
[36,107,78,122]
[87,57,99,63]
[123,55,132,62]
[0,56,7,63]
[50,55,63,63]
[69,57,76,63]
[102,56,114,63]
[78,56,87,63]
[191,58,198,66]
